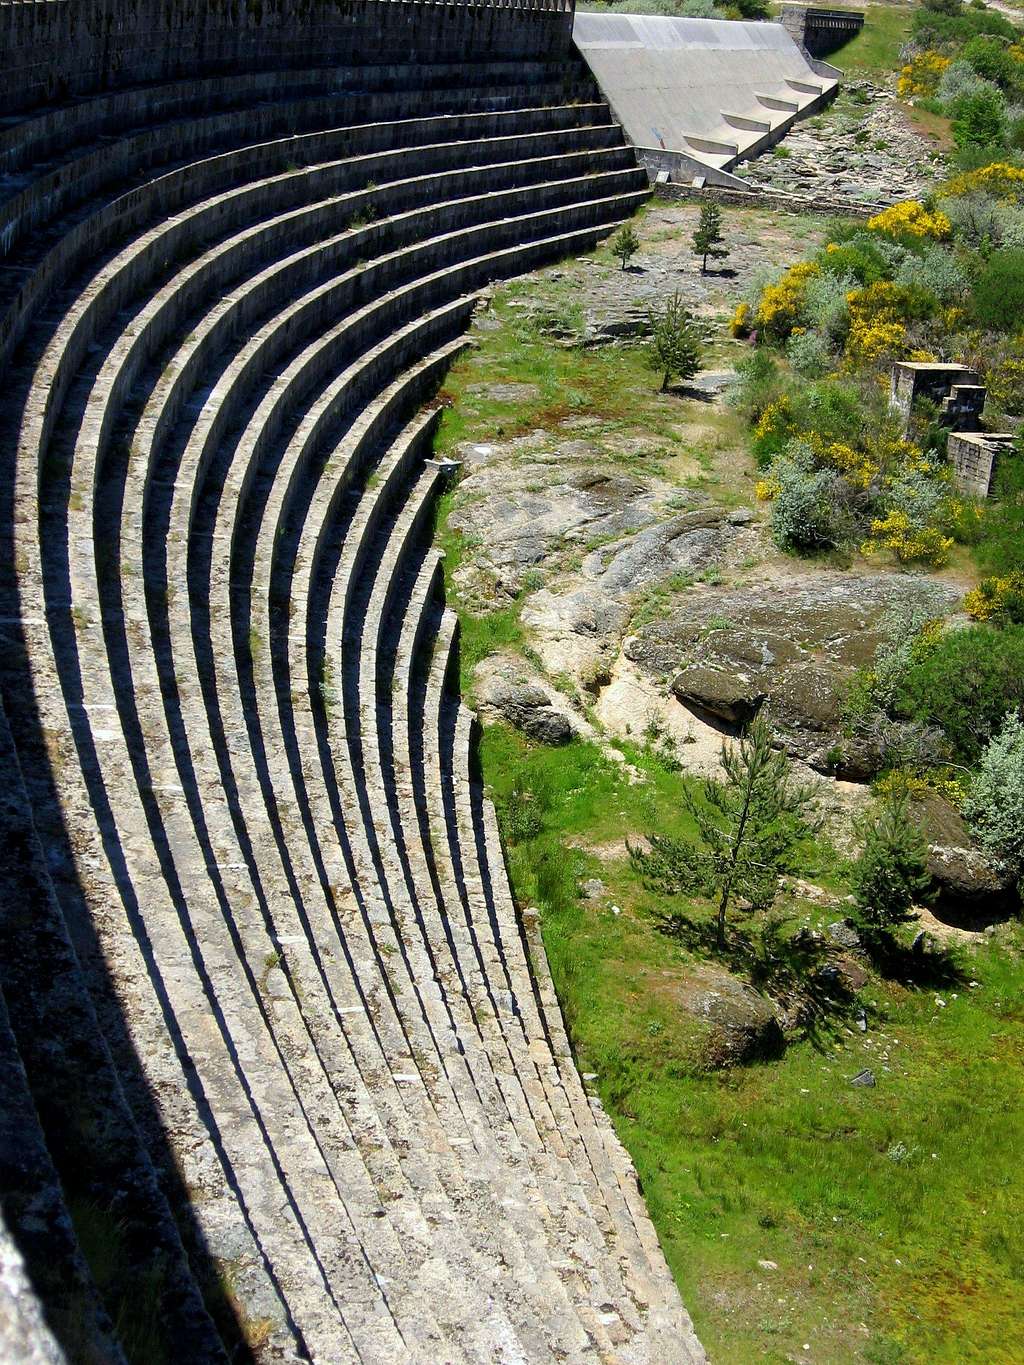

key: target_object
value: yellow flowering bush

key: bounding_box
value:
[846,317,908,365]
[753,396,795,452]
[874,769,966,808]
[867,200,951,241]
[755,475,780,501]
[844,281,920,367]
[942,162,1024,202]
[865,511,953,566]
[730,301,751,338]
[964,570,1024,623]
[897,50,951,99]
[756,261,819,340]
[823,440,878,491]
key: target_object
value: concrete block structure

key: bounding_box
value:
[889,361,985,434]
[949,431,1017,498]
[573,11,839,185]
[780,5,864,59]
[0,0,711,1360]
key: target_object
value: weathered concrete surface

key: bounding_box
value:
[573,12,838,178]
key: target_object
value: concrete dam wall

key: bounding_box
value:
[573,11,839,184]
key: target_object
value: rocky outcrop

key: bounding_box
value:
[912,792,1020,918]
[628,573,960,767]
[671,665,766,727]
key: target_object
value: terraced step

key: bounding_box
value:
[0,52,708,1362]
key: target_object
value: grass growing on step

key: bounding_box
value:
[68,1196,168,1365]
[478,720,1024,1364]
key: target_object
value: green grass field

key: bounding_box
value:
[474,725,1024,1365]
[829,5,914,80]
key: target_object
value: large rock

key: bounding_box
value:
[689,971,786,1067]
[671,665,766,727]
[628,572,960,765]
[912,791,1019,918]
[485,680,573,745]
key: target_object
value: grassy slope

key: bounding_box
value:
[435,227,1024,1363]
[481,727,1024,1365]
[828,5,914,80]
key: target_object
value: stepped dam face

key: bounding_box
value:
[0,0,706,1360]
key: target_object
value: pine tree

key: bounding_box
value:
[611,222,640,271]
[692,200,728,275]
[646,291,703,392]
[850,783,931,940]
[631,716,814,948]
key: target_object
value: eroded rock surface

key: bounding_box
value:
[627,573,960,769]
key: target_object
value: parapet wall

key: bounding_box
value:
[1,0,576,114]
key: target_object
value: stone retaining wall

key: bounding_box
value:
[654,178,883,218]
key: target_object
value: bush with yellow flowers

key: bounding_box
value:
[730,302,751,339]
[942,162,1024,202]
[866,512,954,566]
[755,261,819,341]
[896,50,951,99]
[752,395,796,464]
[842,281,931,367]
[964,570,1024,624]
[867,200,951,242]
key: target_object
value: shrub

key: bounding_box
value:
[986,341,1024,415]
[756,261,819,340]
[730,301,751,338]
[768,441,852,554]
[729,349,782,420]
[992,199,1024,245]
[752,395,796,466]
[940,188,1002,244]
[899,50,952,99]
[891,623,1024,759]
[976,449,1024,575]
[894,245,970,302]
[952,85,1008,150]
[972,246,1024,327]
[866,465,955,566]
[960,35,1023,94]
[867,201,952,242]
[786,329,833,378]
[844,281,935,368]
[964,569,1024,624]
[850,784,931,940]
[803,269,856,346]
[936,59,992,106]
[942,160,1024,200]
[819,238,893,285]
[963,713,1024,880]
